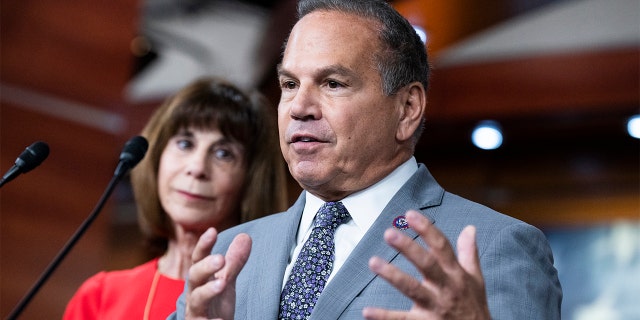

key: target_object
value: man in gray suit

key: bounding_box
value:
[172,0,562,319]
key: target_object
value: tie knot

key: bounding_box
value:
[315,201,351,229]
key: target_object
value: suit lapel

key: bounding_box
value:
[239,194,306,319]
[311,165,444,319]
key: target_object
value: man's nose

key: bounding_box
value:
[289,84,321,121]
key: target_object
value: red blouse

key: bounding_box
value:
[63,258,184,320]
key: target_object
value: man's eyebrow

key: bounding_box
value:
[317,65,357,79]
[277,64,357,80]
[277,63,291,79]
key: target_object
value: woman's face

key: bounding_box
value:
[157,127,246,233]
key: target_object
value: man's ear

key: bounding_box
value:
[396,82,426,142]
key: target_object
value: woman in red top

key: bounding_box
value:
[64,77,288,320]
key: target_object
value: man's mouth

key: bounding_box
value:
[294,136,318,143]
[291,134,321,143]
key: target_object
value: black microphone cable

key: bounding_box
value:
[5,136,148,320]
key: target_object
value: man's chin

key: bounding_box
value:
[293,171,329,190]
[293,174,325,189]
[289,161,325,181]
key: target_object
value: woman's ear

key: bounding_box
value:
[396,82,426,142]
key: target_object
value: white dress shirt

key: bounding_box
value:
[282,157,419,288]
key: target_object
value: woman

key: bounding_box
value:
[63,77,288,319]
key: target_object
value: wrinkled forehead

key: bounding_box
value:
[282,10,381,71]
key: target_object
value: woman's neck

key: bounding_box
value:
[157,227,201,279]
[156,216,241,279]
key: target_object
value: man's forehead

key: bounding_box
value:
[280,13,379,69]
[287,10,379,46]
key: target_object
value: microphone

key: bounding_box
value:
[0,141,50,188]
[6,136,148,320]
[114,135,149,178]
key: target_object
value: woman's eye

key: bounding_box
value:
[214,148,234,161]
[176,139,193,150]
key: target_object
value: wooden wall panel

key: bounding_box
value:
[421,141,640,229]
[394,0,511,53]
[0,0,138,107]
[1,103,120,319]
[427,48,640,121]
[1,0,140,318]
[1,0,638,318]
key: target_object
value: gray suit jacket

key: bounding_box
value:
[173,164,562,319]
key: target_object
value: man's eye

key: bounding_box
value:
[281,80,297,90]
[327,80,342,89]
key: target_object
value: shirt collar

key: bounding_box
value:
[301,157,418,235]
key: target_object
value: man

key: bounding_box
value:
[171,0,562,319]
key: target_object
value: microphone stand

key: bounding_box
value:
[5,169,129,320]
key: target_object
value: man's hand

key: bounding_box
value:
[364,210,490,320]
[185,228,252,320]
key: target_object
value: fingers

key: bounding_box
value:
[187,254,226,317]
[367,210,489,319]
[192,228,217,263]
[216,233,252,282]
[189,228,221,290]
[380,211,451,287]
[186,228,222,317]
[363,306,411,320]
[456,225,483,284]
[369,256,432,306]
[405,210,458,271]
[186,233,252,319]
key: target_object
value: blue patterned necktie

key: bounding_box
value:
[279,201,351,320]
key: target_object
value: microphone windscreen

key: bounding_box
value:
[17,141,50,173]
[119,136,148,168]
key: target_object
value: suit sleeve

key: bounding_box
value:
[479,222,562,319]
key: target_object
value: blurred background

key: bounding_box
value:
[1,0,638,318]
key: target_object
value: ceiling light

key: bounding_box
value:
[413,25,428,44]
[627,114,640,139]
[472,120,503,150]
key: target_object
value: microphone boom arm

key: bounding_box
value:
[6,170,125,320]
[5,136,147,320]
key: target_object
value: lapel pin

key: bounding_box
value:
[393,215,409,230]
